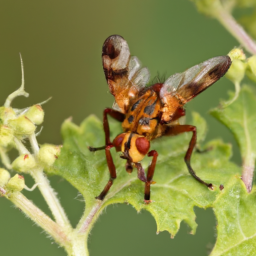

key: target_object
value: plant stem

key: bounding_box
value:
[14,137,72,229]
[32,169,72,229]
[214,5,256,55]
[69,235,89,256]
[29,133,40,154]
[14,131,72,229]
[0,148,12,169]
[14,137,30,155]
[4,54,29,108]
[3,190,71,248]
[223,81,240,107]
[77,201,103,234]
[241,155,255,193]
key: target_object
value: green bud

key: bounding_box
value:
[38,144,62,167]
[246,55,256,82]
[6,174,25,192]
[0,125,14,147]
[0,168,11,187]
[8,115,36,136]
[25,105,44,125]
[12,154,37,173]
[228,48,246,61]
[225,59,246,84]
[0,107,16,123]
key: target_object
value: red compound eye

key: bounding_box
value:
[135,137,150,155]
[113,133,126,151]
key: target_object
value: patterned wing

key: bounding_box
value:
[102,35,150,113]
[160,56,231,122]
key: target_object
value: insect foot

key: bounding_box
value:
[144,199,153,204]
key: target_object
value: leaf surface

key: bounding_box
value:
[211,86,256,190]
[209,85,256,255]
[46,112,240,239]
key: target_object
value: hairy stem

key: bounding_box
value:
[69,235,89,256]
[14,137,30,155]
[76,201,103,234]
[215,5,256,55]
[241,156,255,192]
[0,148,12,169]
[1,189,71,248]
[13,137,71,229]
[29,133,40,154]
[241,90,255,192]
[32,169,72,229]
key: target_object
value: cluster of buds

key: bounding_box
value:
[226,48,256,84]
[11,143,62,174]
[0,56,62,193]
[0,100,61,191]
[0,104,44,142]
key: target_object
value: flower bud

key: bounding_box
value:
[246,55,256,82]
[0,107,16,122]
[0,125,14,147]
[225,59,246,83]
[226,48,247,83]
[6,174,25,192]
[38,144,61,166]
[228,48,246,61]
[12,154,37,173]
[8,115,36,136]
[0,168,11,187]
[25,105,44,125]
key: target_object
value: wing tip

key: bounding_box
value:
[215,55,232,79]
[102,35,126,57]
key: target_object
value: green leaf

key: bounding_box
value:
[211,86,256,191]
[211,177,256,256]
[46,112,239,239]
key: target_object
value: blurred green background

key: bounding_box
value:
[0,0,240,255]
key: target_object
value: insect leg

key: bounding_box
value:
[103,108,125,145]
[135,163,147,182]
[93,109,124,200]
[96,144,116,200]
[144,150,158,203]
[89,108,125,151]
[165,125,213,189]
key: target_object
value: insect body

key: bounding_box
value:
[89,35,231,203]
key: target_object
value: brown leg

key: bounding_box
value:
[103,108,125,145]
[96,145,117,200]
[95,108,125,200]
[89,108,125,151]
[144,150,158,203]
[166,125,213,189]
[135,163,147,182]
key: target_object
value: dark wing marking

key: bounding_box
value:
[102,35,150,113]
[160,56,231,104]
